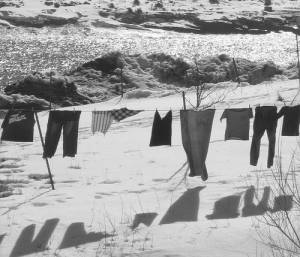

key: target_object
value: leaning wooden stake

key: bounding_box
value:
[34,111,55,190]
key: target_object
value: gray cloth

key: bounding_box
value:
[180,109,215,181]
[220,108,253,140]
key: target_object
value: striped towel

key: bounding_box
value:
[91,111,113,134]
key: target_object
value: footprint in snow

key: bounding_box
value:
[99,179,121,184]
[32,202,48,207]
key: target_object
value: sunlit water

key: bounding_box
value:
[0,25,298,87]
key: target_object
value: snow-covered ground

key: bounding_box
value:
[1,79,300,257]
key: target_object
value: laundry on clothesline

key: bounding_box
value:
[43,111,81,158]
[1,110,35,142]
[91,111,113,134]
[2,104,300,175]
[250,106,278,169]
[149,110,172,147]
[111,108,142,122]
[180,109,215,181]
[220,108,253,140]
[90,108,142,134]
[277,105,300,136]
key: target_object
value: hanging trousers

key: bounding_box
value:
[250,106,277,168]
[180,109,215,181]
[43,111,81,158]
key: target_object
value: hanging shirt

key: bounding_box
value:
[220,108,253,140]
[277,105,300,136]
[150,110,172,146]
[1,110,35,142]
[91,111,113,134]
[111,108,141,122]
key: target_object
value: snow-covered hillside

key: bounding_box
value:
[1,79,300,257]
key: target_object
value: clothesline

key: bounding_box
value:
[0,104,293,113]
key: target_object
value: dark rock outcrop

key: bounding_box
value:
[110,10,300,34]
[0,0,23,8]
[3,52,293,107]
[227,58,283,84]
[0,10,79,27]
[4,72,93,107]
[0,93,50,109]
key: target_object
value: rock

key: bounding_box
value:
[282,63,299,80]
[0,93,50,109]
[0,18,14,27]
[4,71,93,106]
[228,59,282,85]
[81,52,125,74]
[4,53,290,106]
[248,61,282,85]
[44,0,53,6]
[0,9,80,27]
[0,0,23,8]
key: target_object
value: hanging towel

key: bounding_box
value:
[91,111,113,134]
[1,110,35,142]
[220,108,253,140]
[111,108,141,122]
[149,110,172,146]
[180,109,215,181]
[43,111,81,158]
[277,105,300,136]
[250,106,277,168]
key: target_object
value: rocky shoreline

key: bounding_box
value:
[0,0,299,33]
[1,52,299,109]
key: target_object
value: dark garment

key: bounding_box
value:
[43,111,81,158]
[220,108,253,140]
[250,106,277,168]
[277,105,300,136]
[1,110,35,142]
[149,110,172,146]
[180,109,215,181]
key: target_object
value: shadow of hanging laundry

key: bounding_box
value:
[10,218,59,257]
[242,186,271,217]
[159,186,205,225]
[131,212,158,230]
[271,195,293,213]
[59,222,110,249]
[206,194,241,220]
[0,234,5,245]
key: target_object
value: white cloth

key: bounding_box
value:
[91,111,113,134]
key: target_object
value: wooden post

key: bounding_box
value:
[182,91,186,110]
[296,34,300,89]
[232,58,241,85]
[34,111,55,190]
[291,34,300,104]
[196,85,199,108]
[121,67,124,98]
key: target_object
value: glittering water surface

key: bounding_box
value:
[0,25,297,87]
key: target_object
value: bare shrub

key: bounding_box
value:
[255,143,300,257]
